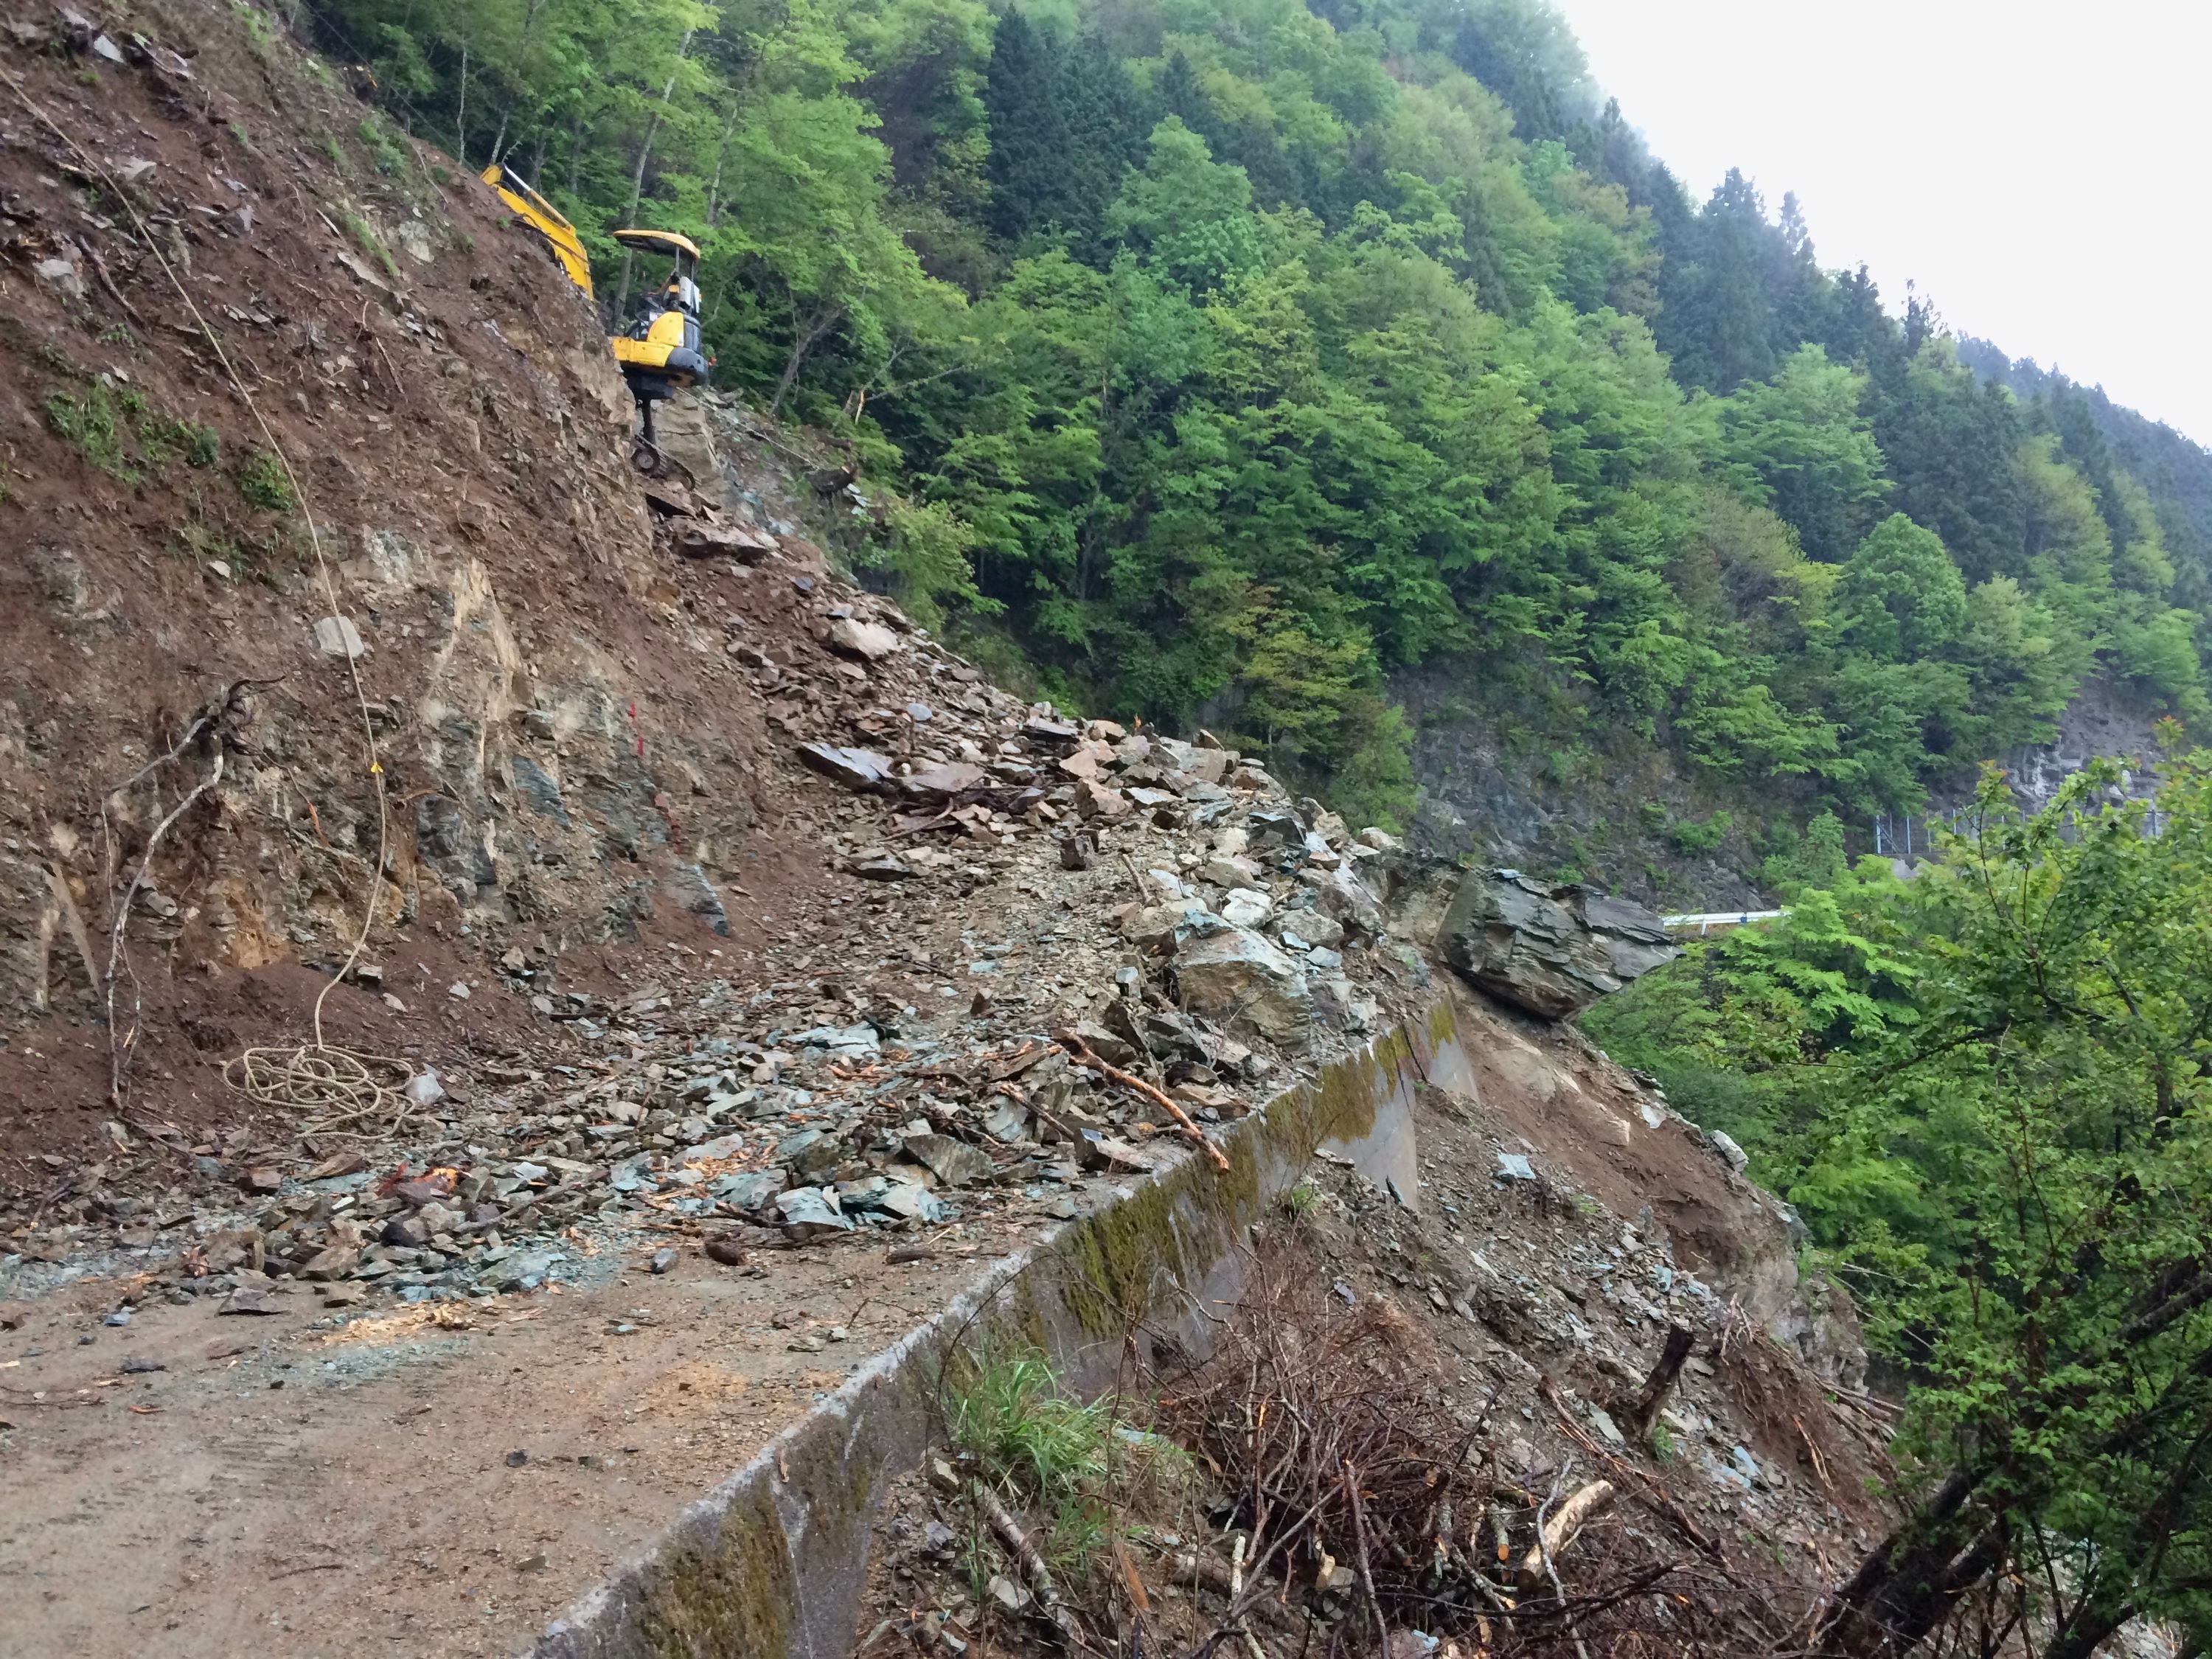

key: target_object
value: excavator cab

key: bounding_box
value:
[609,229,709,474]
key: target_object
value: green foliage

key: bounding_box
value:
[356,117,408,177]
[309,0,2212,830]
[1662,807,1731,856]
[46,381,138,481]
[941,1342,1192,1583]
[859,495,989,630]
[46,380,221,484]
[1717,344,1887,563]
[338,206,401,279]
[230,0,275,51]
[1597,759,2212,1641]
[138,414,221,471]
[235,449,296,514]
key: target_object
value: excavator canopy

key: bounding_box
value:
[611,228,702,265]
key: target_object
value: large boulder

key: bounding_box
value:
[1174,925,1312,1047]
[1436,869,1677,1018]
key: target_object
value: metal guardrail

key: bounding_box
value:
[1660,909,1787,936]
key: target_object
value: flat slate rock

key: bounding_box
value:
[797,742,894,791]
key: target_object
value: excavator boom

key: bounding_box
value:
[479,164,594,298]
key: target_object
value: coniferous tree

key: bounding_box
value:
[981,10,1067,243]
[1053,33,1144,260]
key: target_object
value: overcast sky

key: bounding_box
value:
[1554,0,2212,447]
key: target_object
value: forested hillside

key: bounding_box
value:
[313,0,2212,836]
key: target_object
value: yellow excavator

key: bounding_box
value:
[480,164,710,476]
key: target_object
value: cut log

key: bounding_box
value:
[1514,1480,1616,1590]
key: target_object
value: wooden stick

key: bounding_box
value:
[1515,1479,1615,1590]
[967,1478,1076,1643]
[1057,1029,1230,1170]
[1341,1460,1391,1655]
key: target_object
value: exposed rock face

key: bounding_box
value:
[1434,869,1677,1018]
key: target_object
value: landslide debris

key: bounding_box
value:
[856,1071,1888,1659]
[0,13,1865,1659]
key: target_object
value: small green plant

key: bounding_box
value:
[1649,1422,1678,1460]
[1664,808,1734,857]
[1279,1180,1320,1217]
[229,0,274,50]
[46,381,137,481]
[236,448,295,514]
[173,486,269,577]
[357,118,408,177]
[428,161,452,186]
[942,1343,1191,1587]
[139,413,220,471]
[338,206,400,280]
[323,136,347,172]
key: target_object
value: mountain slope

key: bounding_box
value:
[295,0,2212,905]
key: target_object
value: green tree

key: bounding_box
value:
[1719,344,1888,563]
[1593,759,2212,1657]
[981,10,1066,242]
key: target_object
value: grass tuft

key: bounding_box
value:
[236,448,296,514]
[941,1343,1194,1588]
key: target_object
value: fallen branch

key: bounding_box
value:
[1516,1479,1616,1590]
[75,234,145,328]
[1626,1323,1696,1442]
[1528,1462,1594,1659]
[1341,1459,1391,1654]
[1539,1376,1717,1557]
[965,1476,1076,1644]
[1057,1029,1230,1171]
[1795,1414,1833,1492]
[104,745,223,1108]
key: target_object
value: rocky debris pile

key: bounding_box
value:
[4,529,1694,1315]
[1318,1129,1872,1537]
[2,379,1683,1321]
[1429,868,1679,1018]
[0,981,1268,1314]
[640,476,782,562]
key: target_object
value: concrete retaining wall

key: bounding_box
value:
[530,997,1470,1658]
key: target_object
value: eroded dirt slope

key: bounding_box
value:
[0,0,833,1166]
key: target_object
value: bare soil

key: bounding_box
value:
[0,1214,1048,1658]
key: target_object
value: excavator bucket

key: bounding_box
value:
[480,164,594,299]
